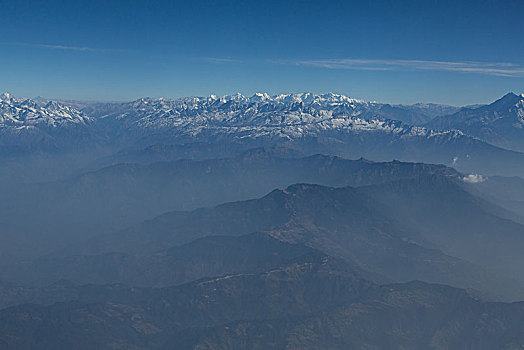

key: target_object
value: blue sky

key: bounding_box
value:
[1,0,523,105]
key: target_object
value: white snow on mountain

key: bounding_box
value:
[0,91,481,153]
[79,92,465,144]
[0,93,90,129]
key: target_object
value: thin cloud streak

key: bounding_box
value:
[1,42,125,53]
[194,57,244,64]
[35,44,101,52]
[277,58,524,77]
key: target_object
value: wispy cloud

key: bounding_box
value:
[33,43,102,52]
[1,42,124,53]
[194,57,244,64]
[275,58,524,77]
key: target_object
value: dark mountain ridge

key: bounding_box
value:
[66,176,524,300]
[0,150,460,250]
[0,252,523,349]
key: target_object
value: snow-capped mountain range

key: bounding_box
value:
[2,91,524,177]
[0,91,456,137]
[0,91,508,147]
[0,92,92,152]
[0,92,90,129]
[76,92,461,141]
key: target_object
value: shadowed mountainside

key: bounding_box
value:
[0,252,523,350]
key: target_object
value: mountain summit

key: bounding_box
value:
[2,92,524,177]
[0,93,92,152]
[428,92,524,151]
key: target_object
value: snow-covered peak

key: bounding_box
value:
[0,90,477,154]
[227,93,247,101]
[250,92,271,102]
[80,90,470,148]
[0,92,12,100]
[119,92,370,111]
[0,94,90,129]
[270,92,367,106]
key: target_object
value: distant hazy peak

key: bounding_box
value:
[0,92,12,100]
